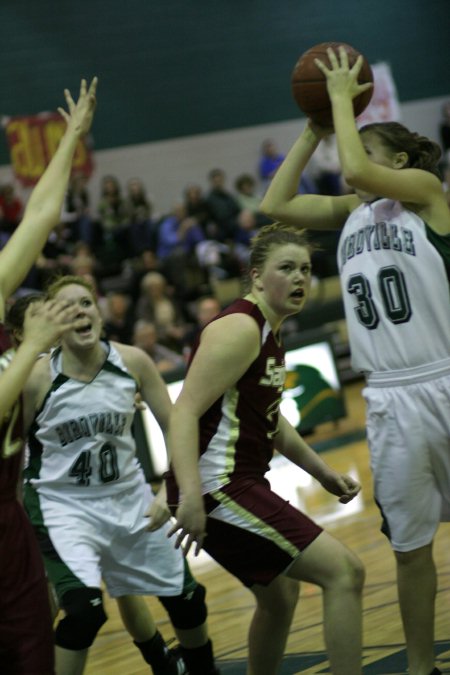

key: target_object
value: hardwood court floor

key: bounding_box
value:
[84,381,450,674]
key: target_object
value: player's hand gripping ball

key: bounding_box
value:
[291,42,373,126]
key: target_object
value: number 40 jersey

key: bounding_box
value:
[338,198,450,374]
[25,342,145,499]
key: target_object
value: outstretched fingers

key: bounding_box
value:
[167,520,205,557]
[58,76,98,135]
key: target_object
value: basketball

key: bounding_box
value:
[291,42,373,126]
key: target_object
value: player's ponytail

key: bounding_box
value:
[360,122,442,179]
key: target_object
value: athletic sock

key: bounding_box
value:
[134,631,185,674]
[180,639,220,674]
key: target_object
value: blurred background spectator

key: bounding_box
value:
[132,319,185,374]
[0,183,23,247]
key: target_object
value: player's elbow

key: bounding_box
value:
[341,165,361,187]
[259,196,275,217]
[341,155,372,189]
[259,197,284,222]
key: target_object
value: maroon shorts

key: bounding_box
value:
[201,477,322,587]
[0,501,54,674]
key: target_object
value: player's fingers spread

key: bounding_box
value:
[88,77,98,99]
[53,299,76,317]
[79,79,87,97]
[167,522,178,538]
[58,107,70,122]
[360,81,374,93]
[327,48,339,68]
[180,534,192,556]
[64,89,75,111]
[350,54,363,75]
[338,45,349,68]
[314,58,328,74]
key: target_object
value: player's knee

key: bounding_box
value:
[55,588,107,650]
[338,552,365,593]
[158,582,207,630]
[274,578,300,614]
[254,577,299,616]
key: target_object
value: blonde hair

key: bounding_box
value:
[249,222,312,271]
[45,274,97,303]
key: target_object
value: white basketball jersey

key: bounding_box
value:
[26,342,146,498]
[338,199,450,373]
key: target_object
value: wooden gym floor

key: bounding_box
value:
[84,380,450,674]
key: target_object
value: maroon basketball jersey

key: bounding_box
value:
[0,323,55,673]
[0,324,24,501]
[167,298,286,498]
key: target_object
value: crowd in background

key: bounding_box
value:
[1,124,449,377]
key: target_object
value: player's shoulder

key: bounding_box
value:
[111,340,156,377]
[111,340,144,362]
[204,308,260,338]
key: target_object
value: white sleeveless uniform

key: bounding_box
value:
[24,342,184,597]
[338,199,450,551]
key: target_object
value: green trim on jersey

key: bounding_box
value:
[425,225,450,285]
[102,358,136,382]
[182,558,198,596]
[23,482,86,601]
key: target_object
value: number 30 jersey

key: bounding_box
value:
[25,342,145,499]
[338,198,450,373]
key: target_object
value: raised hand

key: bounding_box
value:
[314,46,372,102]
[58,77,98,138]
[22,298,84,353]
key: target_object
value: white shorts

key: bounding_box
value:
[38,483,184,598]
[364,364,450,552]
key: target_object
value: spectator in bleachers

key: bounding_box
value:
[102,290,135,344]
[0,183,23,247]
[96,174,130,272]
[132,319,184,374]
[205,168,241,242]
[123,177,155,255]
[156,203,205,260]
[62,171,94,246]
[259,139,285,190]
[156,202,208,302]
[308,135,344,196]
[183,183,213,236]
[234,173,271,229]
[134,271,186,351]
[234,173,262,213]
[68,240,97,278]
[182,295,221,358]
[440,101,450,154]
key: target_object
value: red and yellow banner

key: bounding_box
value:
[3,112,93,186]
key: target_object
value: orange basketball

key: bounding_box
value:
[291,42,373,126]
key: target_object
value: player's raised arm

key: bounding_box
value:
[0,77,97,314]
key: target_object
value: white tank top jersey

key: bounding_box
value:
[338,198,450,374]
[26,342,146,499]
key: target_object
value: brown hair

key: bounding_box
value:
[360,122,442,179]
[5,292,44,334]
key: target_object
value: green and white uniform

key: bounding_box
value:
[338,198,450,551]
[24,342,184,599]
